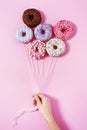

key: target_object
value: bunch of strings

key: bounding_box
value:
[13,45,58,128]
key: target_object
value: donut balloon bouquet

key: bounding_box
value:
[14,8,75,127]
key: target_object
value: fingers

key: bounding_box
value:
[33,93,48,106]
[38,94,48,102]
[34,95,41,105]
[35,93,47,100]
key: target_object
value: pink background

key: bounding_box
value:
[0,0,87,130]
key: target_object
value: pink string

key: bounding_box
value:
[13,107,38,128]
[13,45,57,128]
[25,45,40,92]
[43,57,58,86]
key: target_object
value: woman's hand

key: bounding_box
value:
[33,94,60,130]
[33,94,53,122]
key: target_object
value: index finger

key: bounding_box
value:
[38,94,47,99]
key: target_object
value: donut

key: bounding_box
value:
[26,40,46,60]
[54,20,74,40]
[46,38,66,56]
[34,23,52,41]
[23,8,42,28]
[16,26,33,43]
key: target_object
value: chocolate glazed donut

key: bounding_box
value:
[23,8,42,28]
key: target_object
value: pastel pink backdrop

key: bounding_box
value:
[0,0,87,130]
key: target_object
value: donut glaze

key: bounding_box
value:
[34,23,52,41]
[23,8,42,28]
[16,26,33,43]
[26,40,46,60]
[46,38,66,56]
[54,20,74,40]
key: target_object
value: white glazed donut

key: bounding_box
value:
[46,38,66,56]
[16,26,33,43]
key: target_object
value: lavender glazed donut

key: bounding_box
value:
[34,23,52,41]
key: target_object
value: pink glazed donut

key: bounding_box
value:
[26,40,46,60]
[54,20,74,41]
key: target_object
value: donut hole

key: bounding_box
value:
[53,45,58,50]
[61,27,66,33]
[41,29,45,34]
[22,32,26,37]
[28,14,34,20]
[36,47,38,51]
